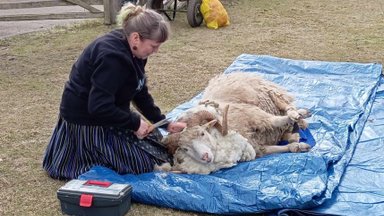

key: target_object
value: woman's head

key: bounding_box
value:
[116,3,171,59]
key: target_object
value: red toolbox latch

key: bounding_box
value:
[79,194,93,207]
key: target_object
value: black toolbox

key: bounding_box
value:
[57,179,132,216]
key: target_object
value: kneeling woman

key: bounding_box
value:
[42,3,186,179]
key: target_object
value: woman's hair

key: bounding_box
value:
[116,2,170,43]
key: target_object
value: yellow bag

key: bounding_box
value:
[200,0,230,29]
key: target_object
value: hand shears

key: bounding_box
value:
[148,117,172,132]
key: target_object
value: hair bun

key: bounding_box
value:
[116,2,144,27]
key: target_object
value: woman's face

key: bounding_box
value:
[134,37,162,59]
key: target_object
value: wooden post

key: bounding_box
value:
[137,0,147,5]
[104,0,121,25]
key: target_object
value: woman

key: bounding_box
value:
[43,3,186,179]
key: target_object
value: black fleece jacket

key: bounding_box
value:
[59,29,166,131]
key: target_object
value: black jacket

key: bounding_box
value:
[60,29,165,131]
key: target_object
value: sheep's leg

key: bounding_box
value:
[154,162,186,174]
[281,122,300,143]
[298,118,309,129]
[267,90,294,113]
[270,115,293,128]
[297,108,311,118]
[241,143,257,161]
[287,142,311,152]
[154,162,172,172]
[259,142,311,155]
[267,90,311,122]
[270,116,312,146]
[259,145,290,155]
[286,107,312,122]
[215,162,237,169]
[281,131,300,143]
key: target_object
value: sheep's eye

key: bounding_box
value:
[181,147,188,152]
[199,131,205,136]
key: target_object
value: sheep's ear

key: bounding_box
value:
[202,119,218,129]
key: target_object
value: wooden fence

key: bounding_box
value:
[0,0,121,24]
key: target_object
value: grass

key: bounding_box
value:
[0,0,383,215]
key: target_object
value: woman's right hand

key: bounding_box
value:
[167,122,187,133]
[134,119,150,139]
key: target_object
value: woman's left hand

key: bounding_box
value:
[167,122,187,133]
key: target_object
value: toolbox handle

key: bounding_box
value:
[84,180,112,187]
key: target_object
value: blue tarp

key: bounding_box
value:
[79,54,383,215]
[313,75,384,215]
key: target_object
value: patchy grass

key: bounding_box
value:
[0,0,383,215]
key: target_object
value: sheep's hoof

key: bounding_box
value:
[298,119,308,129]
[288,142,311,153]
[287,109,301,121]
[287,108,311,122]
[297,108,312,119]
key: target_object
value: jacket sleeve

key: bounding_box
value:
[133,82,166,126]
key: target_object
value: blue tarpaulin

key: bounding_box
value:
[313,74,384,215]
[79,54,383,215]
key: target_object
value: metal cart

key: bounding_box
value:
[145,0,204,27]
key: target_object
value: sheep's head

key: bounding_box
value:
[176,104,229,135]
[162,104,229,152]
[161,104,230,167]
[162,119,219,164]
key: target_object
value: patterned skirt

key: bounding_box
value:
[42,116,171,180]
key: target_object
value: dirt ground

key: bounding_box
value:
[0,0,383,215]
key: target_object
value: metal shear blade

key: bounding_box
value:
[148,117,172,131]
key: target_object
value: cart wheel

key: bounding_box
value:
[187,0,203,27]
[146,0,163,10]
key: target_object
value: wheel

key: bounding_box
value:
[146,0,163,10]
[187,0,203,27]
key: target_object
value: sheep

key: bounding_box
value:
[155,105,257,174]
[156,72,312,174]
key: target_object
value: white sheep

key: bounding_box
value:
[155,105,256,174]
[156,72,311,174]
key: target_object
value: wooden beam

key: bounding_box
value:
[0,1,68,9]
[64,0,102,13]
[0,0,103,10]
[0,12,104,21]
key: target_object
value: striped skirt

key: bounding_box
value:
[43,116,171,180]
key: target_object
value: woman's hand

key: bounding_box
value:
[167,122,187,133]
[134,119,150,139]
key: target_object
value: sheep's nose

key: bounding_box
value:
[202,153,211,163]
